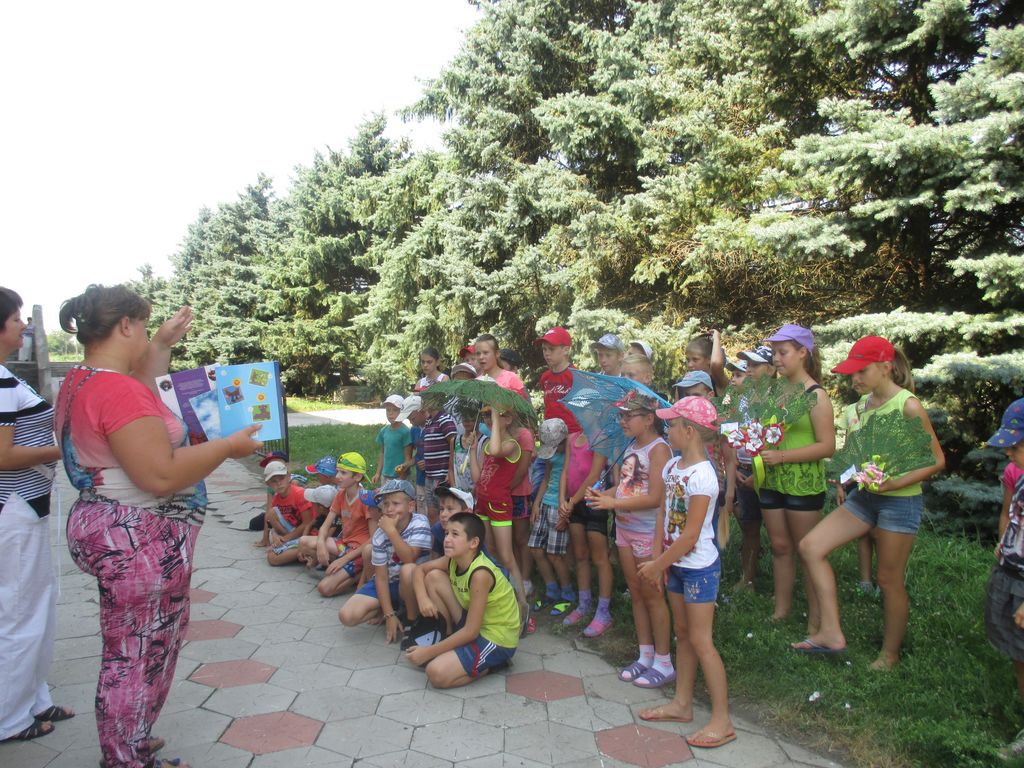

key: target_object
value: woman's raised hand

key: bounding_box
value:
[152,306,194,348]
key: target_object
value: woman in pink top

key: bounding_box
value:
[56,285,262,768]
[474,334,527,398]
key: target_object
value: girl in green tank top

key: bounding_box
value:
[795,336,944,670]
[759,324,836,634]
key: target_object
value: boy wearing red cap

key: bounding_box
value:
[535,327,581,434]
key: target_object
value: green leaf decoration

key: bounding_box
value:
[713,376,818,427]
[420,378,538,428]
[828,410,935,480]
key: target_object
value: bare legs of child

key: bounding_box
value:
[641,593,734,748]
[617,546,673,686]
[484,521,528,624]
[413,570,479,689]
[762,507,822,634]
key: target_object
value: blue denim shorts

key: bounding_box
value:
[667,560,721,603]
[844,490,923,535]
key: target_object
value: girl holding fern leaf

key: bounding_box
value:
[796,336,944,668]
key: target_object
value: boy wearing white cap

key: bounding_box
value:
[591,333,625,377]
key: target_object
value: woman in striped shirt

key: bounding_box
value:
[0,287,70,743]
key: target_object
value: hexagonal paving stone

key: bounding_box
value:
[249,745,354,768]
[377,689,464,726]
[348,664,428,696]
[190,588,217,603]
[455,756,547,768]
[189,659,277,688]
[505,670,584,702]
[291,684,381,723]
[505,721,599,764]
[204,682,297,717]
[411,718,504,762]
[584,673,667,707]
[361,750,456,768]
[316,715,414,759]
[186,619,243,641]
[220,711,323,755]
[268,662,353,693]
[548,696,634,732]
[250,640,330,670]
[596,724,693,767]
[179,637,259,663]
[461,692,547,728]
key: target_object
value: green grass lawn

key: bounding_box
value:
[276,418,1023,768]
[286,424,381,480]
[286,396,363,412]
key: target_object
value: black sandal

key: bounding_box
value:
[34,705,75,722]
[3,720,55,741]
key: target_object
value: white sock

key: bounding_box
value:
[637,644,655,668]
[652,652,674,675]
[522,579,533,598]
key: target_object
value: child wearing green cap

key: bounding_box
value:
[297,453,374,597]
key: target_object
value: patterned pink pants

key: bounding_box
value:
[67,500,199,768]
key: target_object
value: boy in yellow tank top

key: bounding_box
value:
[408,513,519,688]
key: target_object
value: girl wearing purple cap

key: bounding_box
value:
[759,324,836,632]
[797,337,943,666]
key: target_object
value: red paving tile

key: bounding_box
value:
[220,711,323,754]
[190,588,217,603]
[186,619,243,641]
[190,660,278,688]
[596,724,693,767]
[505,670,584,702]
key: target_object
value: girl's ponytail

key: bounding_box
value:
[891,348,915,393]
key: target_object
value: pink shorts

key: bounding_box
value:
[615,528,654,560]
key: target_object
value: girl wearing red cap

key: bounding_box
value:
[796,336,944,667]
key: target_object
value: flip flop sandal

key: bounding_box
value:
[549,601,573,617]
[639,706,693,723]
[791,638,846,655]
[686,730,737,749]
[2,720,54,742]
[633,667,677,689]
[532,596,557,612]
[34,706,74,722]
[100,738,165,768]
[617,660,649,682]
[562,606,589,626]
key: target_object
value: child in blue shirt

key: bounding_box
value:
[374,394,413,485]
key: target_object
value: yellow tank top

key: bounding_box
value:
[844,389,923,497]
[449,552,520,649]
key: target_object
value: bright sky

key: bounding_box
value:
[1,0,479,333]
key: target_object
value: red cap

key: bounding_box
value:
[458,345,476,359]
[535,327,572,347]
[831,336,895,374]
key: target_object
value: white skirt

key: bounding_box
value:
[0,492,56,739]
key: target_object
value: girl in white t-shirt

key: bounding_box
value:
[415,347,449,392]
[637,396,736,751]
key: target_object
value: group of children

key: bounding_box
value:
[253,324,974,752]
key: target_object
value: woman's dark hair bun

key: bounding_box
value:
[59,284,151,346]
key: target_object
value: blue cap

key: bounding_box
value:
[373,478,417,503]
[988,398,1024,448]
[673,370,714,392]
[305,455,338,476]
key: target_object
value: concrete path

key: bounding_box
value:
[1,459,847,768]
[287,408,387,428]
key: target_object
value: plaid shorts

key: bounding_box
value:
[528,503,569,556]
